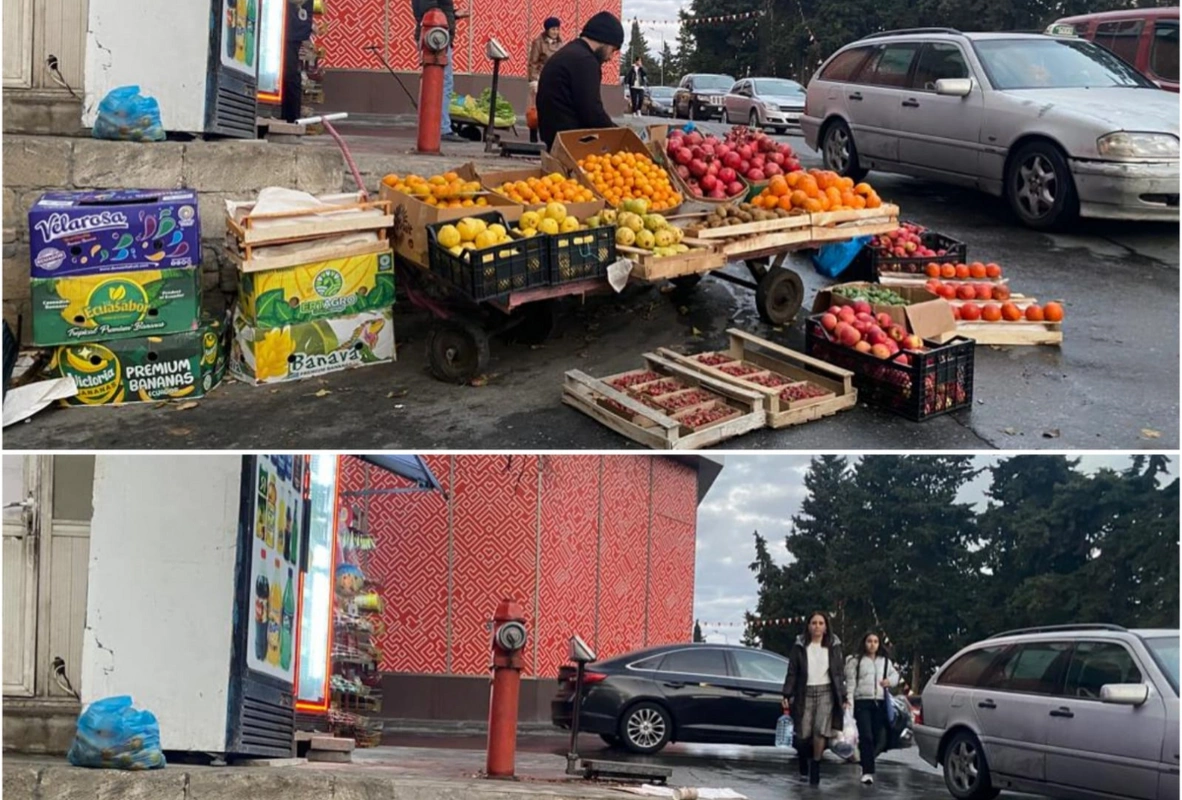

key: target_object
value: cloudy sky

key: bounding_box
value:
[622,0,689,55]
[692,454,1159,643]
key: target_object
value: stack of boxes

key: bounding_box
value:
[28,190,230,406]
[225,195,397,385]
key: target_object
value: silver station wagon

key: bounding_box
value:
[801,28,1180,229]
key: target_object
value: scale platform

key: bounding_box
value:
[579,758,672,784]
[500,141,545,158]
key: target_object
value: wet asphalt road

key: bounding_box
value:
[7,120,1177,451]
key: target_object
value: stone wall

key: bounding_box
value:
[2,136,346,339]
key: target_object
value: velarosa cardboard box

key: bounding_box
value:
[47,314,229,406]
[31,267,202,347]
[812,282,956,339]
[477,166,605,223]
[28,190,200,278]
[238,250,395,328]
[229,307,395,386]
[378,162,522,268]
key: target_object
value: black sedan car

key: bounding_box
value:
[644,86,677,118]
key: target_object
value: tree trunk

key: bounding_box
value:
[912,655,922,691]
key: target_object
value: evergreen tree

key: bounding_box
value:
[658,39,678,86]
[623,19,658,81]
[693,620,705,642]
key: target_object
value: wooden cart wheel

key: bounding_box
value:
[755,266,804,326]
[426,320,490,384]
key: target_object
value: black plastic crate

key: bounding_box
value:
[426,212,549,301]
[849,221,967,281]
[804,315,974,422]
[548,224,616,285]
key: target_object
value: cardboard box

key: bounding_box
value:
[812,282,955,339]
[46,314,229,406]
[31,267,202,347]
[229,307,395,385]
[237,250,395,328]
[378,162,522,268]
[477,166,605,223]
[553,128,683,213]
[29,190,200,278]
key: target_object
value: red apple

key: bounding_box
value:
[821,313,838,331]
[903,334,924,350]
[853,300,873,315]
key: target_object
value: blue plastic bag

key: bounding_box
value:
[67,696,166,770]
[92,86,165,142]
[811,235,872,279]
[774,713,794,748]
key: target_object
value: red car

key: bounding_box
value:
[1049,7,1179,92]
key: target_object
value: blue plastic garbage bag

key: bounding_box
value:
[92,86,165,142]
[811,235,872,279]
[67,696,166,770]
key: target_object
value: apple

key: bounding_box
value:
[902,334,923,350]
[887,324,906,342]
[821,313,838,332]
[853,300,873,315]
[875,312,893,328]
[894,354,911,367]
[838,325,861,347]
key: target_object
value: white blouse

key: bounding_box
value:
[807,642,831,686]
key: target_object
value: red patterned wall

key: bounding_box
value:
[319,0,622,80]
[338,455,697,678]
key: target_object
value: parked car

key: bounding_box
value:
[551,642,912,755]
[724,77,808,132]
[673,74,736,121]
[645,86,677,118]
[915,624,1179,800]
[801,28,1180,229]
[1048,7,1178,92]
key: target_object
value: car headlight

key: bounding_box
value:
[762,102,779,113]
[1097,132,1180,158]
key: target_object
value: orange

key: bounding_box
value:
[804,198,823,213]
[769,176,789,197]
[854,182,873,196]
[798,176,819,198]
[778,195,794,211]
[981,303,1002,322]
[790,190,809,208]
[1043,302,1064,322]
[826,186,842,206]
[850,195,867,209]
[865,193,882,208]
[1025,305,1045,322]
[786,172,801,189]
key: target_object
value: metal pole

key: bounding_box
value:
[484,57,501,145]
[565,661,585,775]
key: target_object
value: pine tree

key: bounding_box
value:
[658,39,678,86]
[623,19,658,81]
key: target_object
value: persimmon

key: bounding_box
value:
[941,263,957,278]
[985,263,1002,279]
[960,302,981,321]
[1001,302,1022,321]
[1025,304,1045,322]
[955,263,970,280]
[982,303,1002,322]
[969,263,987,279]
[1043,302,1064,322]
[925,263,941,278]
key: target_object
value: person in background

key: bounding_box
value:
[527,17,563,143]
[282,0,314,123]
[625,56,648,117]
[844,632,900,785]
[781,611,848,787]
[412,0,469,143]
[535,11,624,151]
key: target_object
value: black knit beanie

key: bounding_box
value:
[580,11,624,48]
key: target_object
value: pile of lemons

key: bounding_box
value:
[436,217,518,261]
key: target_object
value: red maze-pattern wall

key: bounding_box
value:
[317,0,623,82]
[337,455,697,677]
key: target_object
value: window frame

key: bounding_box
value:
[978,641,1073,697]
[1149,19,1179,82]
[909,41,974,92]
[1093,18,1146,65]
[1062,639,1147,703]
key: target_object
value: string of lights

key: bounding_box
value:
[630,10,766,27]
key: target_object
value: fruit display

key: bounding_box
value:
[663,129,757,199]
[613,207,693,257]
[676,404,741,429]
[747,373,792,388]
[609,371,663,390]
[751,170,883,213]
[871,222,957,262]
[818,304,927,365]
[696,353,734,366]
[780,383,830,402]
[578,151,682,211]
[719,363,760,377]
[682,202,799,237]
[924,279,1013,303]
[722,126,802,182]
[923,261,1004,281]
[436,216,516,256]
[833,286,908,307]
[951,301,1063,323]
[381,172,490,209]
[638,378,685,396]
[656,388,717,411]
[509,203,599,238]
[493,173,597,206]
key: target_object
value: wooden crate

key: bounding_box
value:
[878,272,1009,288]
[689,213,812,240]
[618,239,726,281]
[225,237,392,273]
[563,353,765,450]
[810,204,900,243]
[658,329,858,428]
[226,195,394,266]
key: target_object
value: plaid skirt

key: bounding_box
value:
[800,684,836,740]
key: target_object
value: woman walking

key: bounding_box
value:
[527,18,562,143]
[844,632,900,785]
[781,612,849,786]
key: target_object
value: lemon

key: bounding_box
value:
[544,202,567,223]
[547,172,566,183]
[538,218,560,235]
[560,216,580,233]
[456,219,478,242]
[448,245,464,256]
[654,228,674,248]
[520,210,541,230]
[437,224,461,248]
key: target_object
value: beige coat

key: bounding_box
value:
[528,33,563,82]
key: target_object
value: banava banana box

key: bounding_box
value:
[237,250,395,328]
[31,267,201,346]
[229,307,395,385]
[47,314,229,406]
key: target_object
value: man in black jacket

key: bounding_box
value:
[535,11,624,151]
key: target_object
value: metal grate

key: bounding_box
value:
[213,85,258,139]
[237,694,295,756]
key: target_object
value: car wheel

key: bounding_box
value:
[943,731,1001,800]
[619,702,672,754]
[821,119,868,182]
[1006,140,1079,230]
[599,734,621,747]
[749,109,760,129]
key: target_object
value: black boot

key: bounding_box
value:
[809,757,821,786]
[797,752,810,780]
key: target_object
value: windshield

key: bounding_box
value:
[1145,636,1179,695]
[694,75,734,91]
[755,79,804,96]
[974,38,1157,90]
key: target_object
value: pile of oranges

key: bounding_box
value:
[577,152,682,212]
[494,173,597,206]
[953,301,1064,323]
[751,170,883,213]
[381,172,489,209]
[925,261,1003,280]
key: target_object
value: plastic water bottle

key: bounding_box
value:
[775,713,794,748]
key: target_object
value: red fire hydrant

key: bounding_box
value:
[486,599,528,778]
[417,7,450,154]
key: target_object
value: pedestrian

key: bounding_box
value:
[844,632,900,785]
[625,56,648,117]
[781,611,849,786]
[282,0,314,123]
[535,11,624,151]
[527,17,563,143]
[412,0,469,143]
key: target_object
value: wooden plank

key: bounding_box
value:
[618,244,726,281]
[226,238,392,274]
[933,323,1063,346]
[809,218,898,243]
[228,199,394,247]
[718,228,813,259]
[691,214,812,239]
[878,273,1010,287]
[810,204,900,226]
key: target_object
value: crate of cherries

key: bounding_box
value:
[603,369,743,432]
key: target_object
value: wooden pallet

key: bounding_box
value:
[810,204,900,243]
[226,196,394,258]
[563,353,765,450]
[878,272,1009,287]
[937,320,1063,346]
[618,238,726,281]
[225,237,392,273]
[657,329,858,428]
[715,227,814,260]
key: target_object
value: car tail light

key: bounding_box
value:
[582,671,608,685]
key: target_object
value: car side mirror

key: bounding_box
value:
[1100,683,1150,706]
[935,78,973,97]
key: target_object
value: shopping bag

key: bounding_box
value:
[811,235,871,278]
[829,707,858,760]
[91,86,165,142]
[67,696,166,770]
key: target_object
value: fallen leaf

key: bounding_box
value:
[167,427,192,437]
[691,327,702,337]
[314,389,332,398]
[175,401,199,411]
[1042,429,1061,439]
[1141,428,1161,439]
[1002,427,1018,436]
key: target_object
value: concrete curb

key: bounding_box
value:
[4,762,629,800]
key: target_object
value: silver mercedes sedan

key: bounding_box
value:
[801,29,1180,228]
